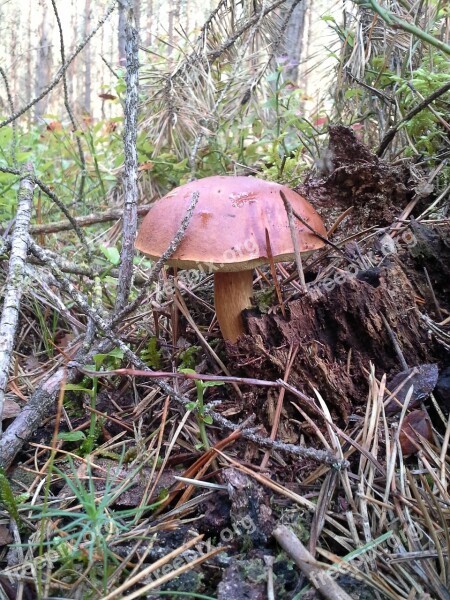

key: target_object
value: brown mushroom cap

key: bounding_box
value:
[135,175,326,270]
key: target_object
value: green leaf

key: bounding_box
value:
[64,383,94,394]
[202,380,225,388]
[100,245,121,265]
[57,431,87,442]
[0,468,22,526]
[266,71,280,82]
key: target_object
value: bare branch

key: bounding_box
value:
[0,165,35,429]
[0,67,17,168]
[280,190,306,292]
[113,190,200,323]
[0,167,91,258]
[0,204,154,235]
[115,6,140,312]
[50,0,86,200]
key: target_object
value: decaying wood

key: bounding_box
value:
[229,263,434,420]
[299,125,412,235]
[222,468,274,544]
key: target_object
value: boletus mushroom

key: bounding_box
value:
[135,175,326,342]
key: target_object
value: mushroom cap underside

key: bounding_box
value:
[135,175,327,271]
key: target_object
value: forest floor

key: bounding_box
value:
[1,126,450,600]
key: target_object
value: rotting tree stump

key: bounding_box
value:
[228,263,434,421]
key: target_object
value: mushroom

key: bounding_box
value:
[135,175,326,342]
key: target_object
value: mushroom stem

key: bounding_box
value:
[214,270,254,342]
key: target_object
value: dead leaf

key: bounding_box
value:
[2,398,21,420]
[386,364,438,415]
[0,525,13,546]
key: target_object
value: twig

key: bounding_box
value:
[380,312,408,371]
[260,344,298,469]
[230,430,347,468]
[70,365,280,387]
[423,267,443,321]
[376,79,450,157]
[265,228,286,316]
[114,7,139,312]
[0,204,155,235]
[280,191,306,292]
[327,206,354,238]
[174,288,243,399]
[50,0,86,201]
[273,525,354,600]
[113,191,200,324]
[0,236,147,282]
[0,67,17,168]
[0,167,91,258]
[292,207,330,247]
[0,164,35,429]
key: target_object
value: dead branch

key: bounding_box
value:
[51,0,86,200]
[0,204,154,236]
[0,167,91,256]
[377,79,450,157]
[112,190,200,324]
[273,525,353,600]
[114,8,139,312]
[0,165,35,428]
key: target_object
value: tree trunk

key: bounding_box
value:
[84,0,92,114]
[25,0,33,127]
[118,0,128,66]
[281,0,307,84]
[168,5,174,57]
[134,0,141,38]
[35,0,51,121]
[145,0,153,47]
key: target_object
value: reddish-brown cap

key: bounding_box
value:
[135,175,326,271]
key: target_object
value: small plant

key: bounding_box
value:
[0,467,24,529]
[141,336,162,369]
[179,369,223,450]
[178,345,201,370]
[23,455,168,594]
[62,348,124,455]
